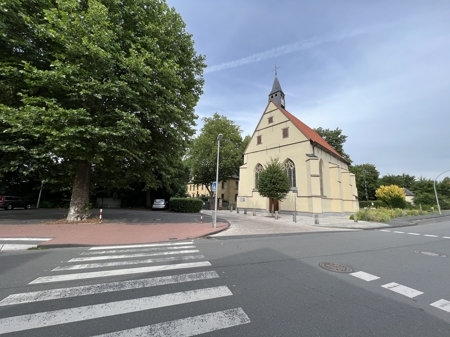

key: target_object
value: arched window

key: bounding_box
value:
[254,164,263,189]
[284,159,296,188]
[319,159,324,196]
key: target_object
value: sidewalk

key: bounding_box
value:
[207,209,389,238]
[0,221,228,248]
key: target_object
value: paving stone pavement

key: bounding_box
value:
[205,209,389,237]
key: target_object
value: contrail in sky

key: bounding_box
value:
[204,26,382,74]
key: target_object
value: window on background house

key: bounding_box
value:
[221,194,224,200]
[254,164,264,189]
[235,194,238,201]
[284,159,296,187]
[235,181,238,189]
[282,127,289,138]
[268,116,273,123]
[257,135,262,145]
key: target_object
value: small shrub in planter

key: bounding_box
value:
[169,198,203,213]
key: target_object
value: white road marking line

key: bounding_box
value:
[0,271,220,306]
[89,241,193,250]
[407,233,421,236]
[0,286,232,335]
[29,261,211,284]
[423,234,439,237]
[81,245,195,255]
[92,308,251,337]
[431,299,450,313]
[350,271,380,282]
[54,255,205,271]
[381,282,423,298]
[393,231,405,234]
[0,237,52,241]
[379,230,391,232]
[443,237,450,239]
[70,250,199,262]
[0,244,37,251]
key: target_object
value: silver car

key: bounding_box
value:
[152,199,167,210]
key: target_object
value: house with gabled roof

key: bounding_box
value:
[237,74,358,215]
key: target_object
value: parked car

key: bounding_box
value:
[0,195,32,210]
[152,199,167,210]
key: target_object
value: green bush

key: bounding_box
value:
[169,198,203,213]
[359,200,385,208]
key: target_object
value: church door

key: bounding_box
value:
[269,198,279,212]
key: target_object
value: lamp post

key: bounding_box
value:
[434,169,450,215]
[213,134,223,228]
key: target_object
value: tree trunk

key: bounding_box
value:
[67,161,91,222]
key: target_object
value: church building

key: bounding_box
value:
[237,74,358,215]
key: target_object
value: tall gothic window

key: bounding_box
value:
[284,159,296,188]
[254,164,264,189]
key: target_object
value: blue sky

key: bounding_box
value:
[166,0,450,180]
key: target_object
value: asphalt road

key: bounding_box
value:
[0,208,215,224]
[1,221,449,336]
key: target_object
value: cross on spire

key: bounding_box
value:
[272,64,280,76]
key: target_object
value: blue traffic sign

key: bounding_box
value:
[211,182,217,191]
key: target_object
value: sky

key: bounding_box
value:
[166,0,450,180]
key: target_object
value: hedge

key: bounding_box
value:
[169,197,203,213]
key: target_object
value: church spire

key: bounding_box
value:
[268,64,285,108]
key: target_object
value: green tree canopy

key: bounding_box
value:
[314,127,352,163]
[257,158,291,209]
[0,0,205,220]
[378,174,416,189]
[349,163,380,200]
[187,113,247,197]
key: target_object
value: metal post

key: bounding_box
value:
[293,188,297,223]
[36,181,44,209]
[213,134,223,228]
[253,208,256,216]
[99,209,103,223]
[434,169,450,215]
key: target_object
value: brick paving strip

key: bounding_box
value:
[0,222,228,247]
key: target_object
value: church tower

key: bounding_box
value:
[268,67,285,109]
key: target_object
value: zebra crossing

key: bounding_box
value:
[0,240,251,336]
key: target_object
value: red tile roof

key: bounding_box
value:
[273,102,346,161]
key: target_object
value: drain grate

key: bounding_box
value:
[319,262,353,273]
[414,250,446,257]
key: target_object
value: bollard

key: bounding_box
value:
[244,208,247,215]
[314,214,319,224]
[293,211,296,223]
[275,211,278,219]
[253,208,256,216]
[353,213,358,222]
[237,207,239,214]
[230,205,232,212]
[99,208,103,223]
[200,211,203,223]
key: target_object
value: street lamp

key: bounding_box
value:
[213,134,223,228]
[434,169,450,215]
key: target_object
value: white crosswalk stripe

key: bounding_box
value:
[0,241,251,336]
[53,254,205,271]
[70,249,199,262]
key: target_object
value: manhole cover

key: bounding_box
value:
[414,250,446,257]
[319,262,353,273]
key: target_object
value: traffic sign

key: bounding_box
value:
[211,182,217,191]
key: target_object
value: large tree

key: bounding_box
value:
[257,158,291,213]
[314,127,352,163]
[349,164,380,201]
[378,174,416,189]
[0,0,205,221]
[187,113,248,198]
